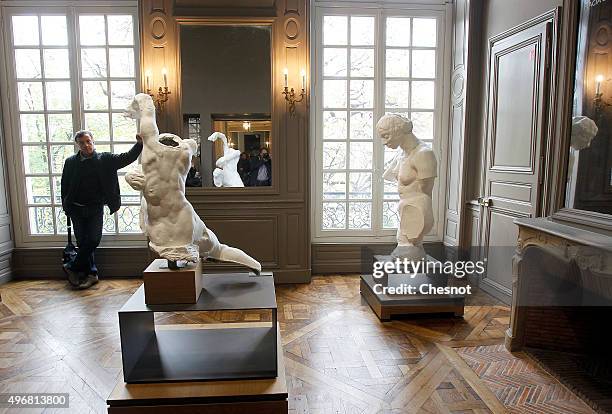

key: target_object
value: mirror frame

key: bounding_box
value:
[175,17,278,195]
[551,0,612,231]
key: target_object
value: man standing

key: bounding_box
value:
[248,148,272,186]
[61,130,142,289]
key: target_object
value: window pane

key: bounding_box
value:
[349,142,372,169]
[29,206,54,234]
[323,80,347,108]
[50,145,75,173]
[323,111,347,140]
[85,112,110,139]
[323,172,346,200]
[23,145,49,174]
[20,114,46,142]
[348,202,371,229]
[18,82,44,111]
[79,15,106,45]
[112,113,137,140]
[323,48,347,77]
[384,181,397,199]
[26,177,51,204]
[81,48,107,78]
[103,210,116,234]
[15,49,41,79]
[109,48,134,77]
[107,15,134,45]
[322,202,346,229]
[52,176,62,204]
[13,16,39,46]
[83,81,109,110]
[412,18,436,47]
[385,80,409,108]
[96,144,111,153]
[48,113,73,142]
[349,172,371,198]
[384,147,400,169]
[117,206,141,233]
[411,81,435,109]
[43,49,69,78]
[55,207,67,234]
[383,201,399,229]
[350,49,374,77]
[349,111,373,140]
[323,16,347,45]
[350,16,374,46]
[323,142,346,169]
[41,16,67,46]
[412,50,435,78]
[45,81,71,110]
[386,49,410,77]
[111,81,135,109]
[386,17,410,47]
[412,111,434,141]
[349,80,373,108]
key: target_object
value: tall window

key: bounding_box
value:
[313,6,448,241]
[6,6,140,243]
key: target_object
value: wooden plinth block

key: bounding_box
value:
[143,259,202,305]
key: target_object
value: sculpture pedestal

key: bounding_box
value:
[143,259,202,305]
[107,325,287,414]
[360,255,465,321]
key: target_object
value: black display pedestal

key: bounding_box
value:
[360,255,466,320]
[107,325,287,414]
[118,273,278,383]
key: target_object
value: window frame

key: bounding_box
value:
[311,1,452,243]
[0,2,144,248]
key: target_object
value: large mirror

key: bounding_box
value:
[180,24,272,188]
[565,0,612,215]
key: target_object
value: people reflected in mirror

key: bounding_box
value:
[61,130,143,289]
[186,155,202,187]
[248,148,272,186]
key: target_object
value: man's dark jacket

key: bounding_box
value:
[61,142,143,216]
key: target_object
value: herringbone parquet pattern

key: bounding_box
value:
[457,344,595,414]
[0,276,596,414]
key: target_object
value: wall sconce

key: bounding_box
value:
[145,68,171,112]
[594,74,611,118]
[282,68,306,117]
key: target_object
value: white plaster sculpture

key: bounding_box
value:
[208,132,244,187]
[570,115,598,150]
[377,114,437,261]
[123,93,261,273]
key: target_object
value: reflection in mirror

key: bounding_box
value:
[180,24,272,188]
[565,0,612,215]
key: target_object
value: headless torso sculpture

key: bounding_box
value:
[208,132,244,187]
[123,94,261,273]
[377,114,437,261]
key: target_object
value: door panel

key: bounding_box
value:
[491,42,539,171]
[480,19,554,304]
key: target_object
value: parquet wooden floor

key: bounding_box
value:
[0,276,596,414]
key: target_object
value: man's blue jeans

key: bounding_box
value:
[68,205,103,274]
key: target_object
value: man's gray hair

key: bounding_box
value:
[376,113,413,136]
[74,130,94,141]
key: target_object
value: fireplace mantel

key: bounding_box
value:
[506,217,612,352]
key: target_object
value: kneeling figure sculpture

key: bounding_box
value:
[123,93,261,273]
